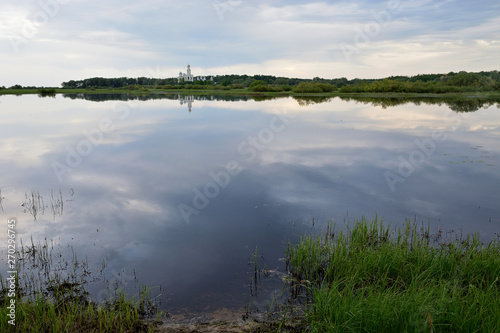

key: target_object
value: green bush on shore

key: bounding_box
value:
[249,80,281,92]
[293,82,336,93]
[36,88,56,94]
[339,76,498,94]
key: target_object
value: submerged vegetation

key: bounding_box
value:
[285,217,500,332]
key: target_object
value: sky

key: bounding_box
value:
[0,0,499,87]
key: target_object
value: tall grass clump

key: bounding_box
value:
[0,239,163,332]
[0,288,160,332]
[286,216,500,332]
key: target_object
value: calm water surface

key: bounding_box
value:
[0,94,499,315]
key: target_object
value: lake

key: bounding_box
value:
[0,93,499,318]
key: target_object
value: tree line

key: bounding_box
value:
[339,71,500,93]
[3,70,499,93]
[58,70,500,93]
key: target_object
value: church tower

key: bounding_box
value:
[186,64,193,82]
[177,64,195,82]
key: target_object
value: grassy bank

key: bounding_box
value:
[286,217,500,332]
[0,239,162,332]
[1,87,500,99]
[0,289,160,332]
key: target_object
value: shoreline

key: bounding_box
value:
[2,216,498,331]
[1,87,500,99]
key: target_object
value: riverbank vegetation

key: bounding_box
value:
[1,218,498,332]
[0,239,163,332]
[0,289,159,333]
[2,70,499,96]
[285,217,500,332]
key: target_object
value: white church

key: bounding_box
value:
[177,64,213,83]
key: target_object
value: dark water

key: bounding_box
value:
[0,93,499,315]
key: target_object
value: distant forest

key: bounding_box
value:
[2,70,499,94]
[58,70,500,93]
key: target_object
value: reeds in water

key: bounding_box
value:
[0,238,163,332]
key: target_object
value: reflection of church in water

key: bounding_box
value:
[178,95,218,112]
[179,95,195,112]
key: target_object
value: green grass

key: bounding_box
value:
[0,288,160,332]
[286,217,500,332]
[0,239,163,332]
[2,87,500,99]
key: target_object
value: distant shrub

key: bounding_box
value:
[248,80,278,92]
[250,84,277,92]
[230,83,244,89]
[127,84,149,91]
[37,88,56,97]
[249,80,266,88]
[315,83,336,92]
[37,88,56,94]
[292,82,336,93]
[293,82,322,93]
[339,80,468,94]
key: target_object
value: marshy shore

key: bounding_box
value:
[1,217,499,332]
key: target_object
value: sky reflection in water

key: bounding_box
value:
[0,94,499,312]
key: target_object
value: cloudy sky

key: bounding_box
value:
[1,0,499,87]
